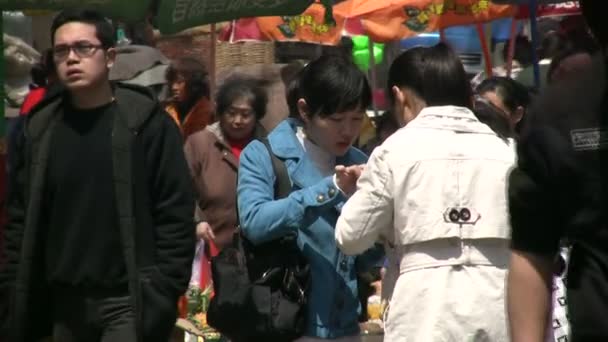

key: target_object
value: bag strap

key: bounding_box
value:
[258,137,291,199]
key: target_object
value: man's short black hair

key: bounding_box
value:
[287,55,372,118]
[51,9,116,48]
[388,43,471,108]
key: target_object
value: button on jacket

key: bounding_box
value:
[237,118,383,339]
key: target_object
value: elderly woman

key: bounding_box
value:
[165,57,214,139]
[184,76,267,251]
[336,43,516,341]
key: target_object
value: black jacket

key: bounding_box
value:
[0,83,196,342]
[509,53,608,339]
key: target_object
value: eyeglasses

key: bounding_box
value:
[52,42,104,60]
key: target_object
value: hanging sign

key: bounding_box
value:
[516,1,581,19]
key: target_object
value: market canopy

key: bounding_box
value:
[256,2,345,45]
[157,0,321,34]
[0,0,152,22]
[335,0,516,42]
[0,0,333,35]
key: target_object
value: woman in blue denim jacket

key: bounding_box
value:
[237,55,384,341]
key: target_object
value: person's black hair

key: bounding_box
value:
[388,43,471,108]
[165,57,210,102]
[216,76,268,120]
[280,61,305,90]
[581,0,608,48]
[476,77,531,114]
[51,9,116,48]
[338,36,354,61]
[287,54,372,118]
[476,76,530,134]
[472,97,514,140]
[502,35,534,67]
[30,63,47,87]
[374,110,398,135]
[43,48,56,76]
[540,31,564,60]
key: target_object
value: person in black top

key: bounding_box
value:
[0,9,195,342]
[507,1,608,341]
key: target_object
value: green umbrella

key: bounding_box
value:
[0,0,336,35]
[156,0,336,35]
[0,0,152,22]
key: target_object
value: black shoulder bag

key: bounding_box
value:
[207,138,310,342]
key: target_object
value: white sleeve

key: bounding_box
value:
[335,148,394,255]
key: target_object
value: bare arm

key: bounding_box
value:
[507,250,554,342]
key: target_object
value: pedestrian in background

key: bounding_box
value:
[165,57,215,140]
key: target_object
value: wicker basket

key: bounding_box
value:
[215,41,275,74]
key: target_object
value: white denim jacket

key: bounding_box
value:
[336,106,517,255]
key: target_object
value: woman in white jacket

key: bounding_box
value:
[335,43,516,341]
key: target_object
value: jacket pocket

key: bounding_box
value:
[138,266,179,342]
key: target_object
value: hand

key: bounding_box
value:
[196,221,215,241]
[335,164,365,196]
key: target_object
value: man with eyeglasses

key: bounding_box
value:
[0,9,196,342]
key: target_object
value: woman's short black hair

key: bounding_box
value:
[165,57,210,101]
[51,9,116,49]
[216,76,268,120]
[388,43,471,108]
[476,77,531,114]
[287,54,372,118]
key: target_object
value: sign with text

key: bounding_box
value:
[158,0,315,35]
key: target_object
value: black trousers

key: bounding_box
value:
[51,286,136,342]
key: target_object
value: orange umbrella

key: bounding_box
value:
[257,2,347,45]
[334,0,400,18]
[335,0,515,42]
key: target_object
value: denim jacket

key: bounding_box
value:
[237,119,383,339]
